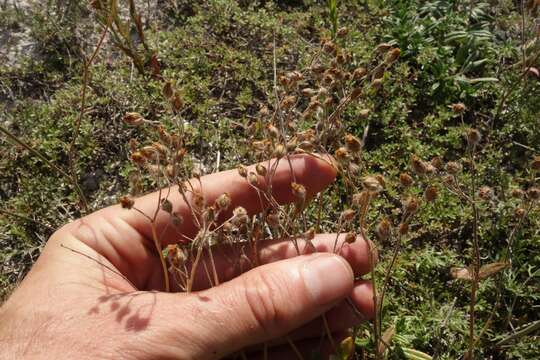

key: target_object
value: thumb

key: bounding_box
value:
[158,253,354,359]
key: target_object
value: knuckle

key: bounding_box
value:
[241,272,284,336]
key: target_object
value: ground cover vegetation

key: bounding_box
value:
[0,0,539,358]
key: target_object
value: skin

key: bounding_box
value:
[0,154,376,359]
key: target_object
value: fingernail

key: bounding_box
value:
[301,254,353,306]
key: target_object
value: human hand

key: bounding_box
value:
[0,154,376,359]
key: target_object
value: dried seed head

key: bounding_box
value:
[172,93,184,112]
[248,172,259,186]
[352,191,370,207]
[131,151,146,165]
[237,165,248,178]
[291,182,306,201]
[273,144,287,158]
[162,81,174,99]
[255,164,267,176]
[175,148,187,162]
[286,139,298,152]
[375,43,393,53]
[403,196,419,215]
[443,174,455,186]
[341,209,357,222]
[446,161,462,174]
[466,128,482,147]
[140,146,158,160]
[336,52,346,64]
[123,112,144,126]
[398,222,409,235]
[514,207,526,218]
[399,173,413,187]
[119,195,135,209]
[215,193,231,210]
[303,228,315,241]
[344,232,356,244]
[384,48,401,65]
[281,95,296,109]
[266,124,280,139]
[411,155,428,175]
[353,67,367,80]
[376,218,392,241]
[431,156,444,170]
[451,103,466,113]
[301,88,318,97]
[323,40,337,54]
[527,187,540,200]
[478,186,494,200]
[335,147,350,162]
[531,155,540,171]
[232,206,248,224]
[511,188,525,199]
[165,164,176,178]
[363,176,383,193]
[348,162,361,176]
[152,142,168,156]
[311,63,325,74]
[298,141,314,152]
[337,27,349,37]
[424,185,438,202]
[345,134,362,153]
[160,199,173,213]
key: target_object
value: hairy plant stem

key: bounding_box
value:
[151,222,170,292]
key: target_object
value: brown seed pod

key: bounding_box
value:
[291,182,306,201]
[255,164,267,176]
[399,173,413,187]
[273,144,287,158]
[162,81,174,99]
[337,27,349,37]
[335,147,350,162]
[232,206,248,224]
[248,172,259,186]
[478,186,494,200]
[215,193,231,211]
[123,112,144,126]
[359,109,370,119]
[431,156,444,170]
[303,228,316,241]
[237,165,248,178]
[511,188,526,199]
[375,43,393,53]
[344,232,357,244]
[424,185,438,202]
[352,191,371,207]
[466,128,482,147]
[172,93,184,112]
[323,40,337,54]
[376,218,392,241]
[527,187,540,200]
[446,161,462,174]
[130,151,146,165]
[345,134,362,153]
[384,48,401,65]
[451,103,466,113]
[119,195,135,209]
[514,207,526,218]
[341,209,357,221]
[351,87,363,100]
[411,155,428,175]
[353,67,367,80]
[281,95,296,109]
[363,176,383,193]
[160,199,173,213]
[398,222,409,235]
[266,124,280,139]
[403,196,419,215]
[311,63,325,74]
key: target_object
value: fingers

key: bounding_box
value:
[158,253,354,359]
[120,154,337,245]
[182,233,377,292]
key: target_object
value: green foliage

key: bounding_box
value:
[0,0,539,358]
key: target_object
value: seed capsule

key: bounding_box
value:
[478,186,494,200]
[466,128,482,147]
[345,134,362,153]
[446,161,462,174]
[411,155,428,175]
[424,185,438,202]
[527,187,540,200]
[399,173,413,187]
[160,199,173,213]
[237,165,248,178]
[451,103,466,113]
[376,218,391,241]
[344,232,356,244]
[119,195,135,209]
[531,156,540,170]
[341,209,356,221]
[363,176,383,193]
[215,193,231,210]
[255,164,267,176]
[123,112,144,126]
[291,182,306,201]
[248,172,259,186]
